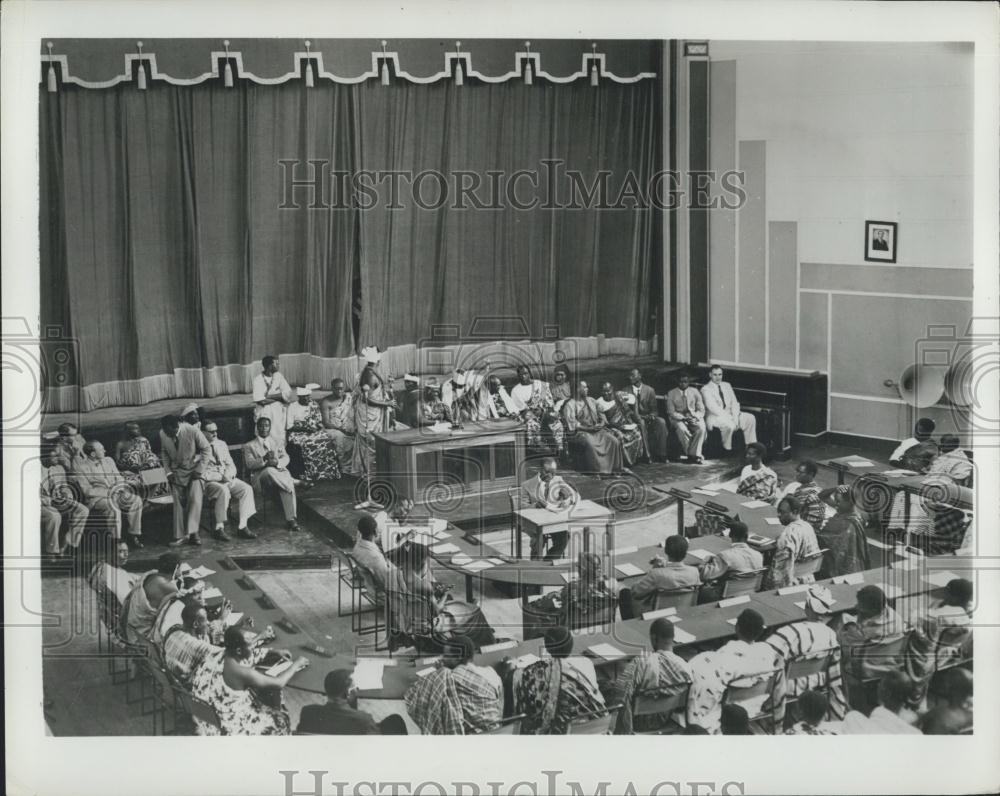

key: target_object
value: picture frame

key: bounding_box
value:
[865,220,898,263]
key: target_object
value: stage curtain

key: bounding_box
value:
[355,78,659,350]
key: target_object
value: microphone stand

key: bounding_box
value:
[354,373,386,511]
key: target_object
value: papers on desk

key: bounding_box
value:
[613,545,638,556]
[224,612,244,627]
[428,422,452,434]
[480,640,518,653]
[511,653,540,669]
[187,565,216,579]
[432,542,460,554]
[846,460,875,468]
[747,534,772,546]
[431,529,452,540]
[718,595,751,608]
[353,658,392,690]
[463,560,494,572]
[451,553,473,566]
[430,518,449,534]
[926,570,961,588]
[764,517,783,526]
[686,548,712,561]
[883,469,917,478]
[740,499,771,509]
[832,572,865,586]
[794,598,836,611]
[487,558,507,566]
[264,660,293,677]
[201,586,223,601]
[692,487,720,496]
[417,656,441,666]
[642,606,677,620]
[587,643,629,661]
[560,572,580,583]
[672,627,696,644]
[777,584,812,596]
[716,481,739,494]
[726,618,738,626]
[416,667,437,678]
[614,563,645,577]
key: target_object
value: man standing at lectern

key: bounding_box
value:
[701,364,757,453]
[518,457,578,560]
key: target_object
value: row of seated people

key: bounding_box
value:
[41,403,335,552]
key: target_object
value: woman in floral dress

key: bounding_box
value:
[286,386,341,482]
[594,382,646,466]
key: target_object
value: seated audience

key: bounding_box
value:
[764,586,849,721]
[612,617,693,734]
[765,495,822,590]
[299,669,407,735]
[775,460,826,530]
[162,602,222,686]
[404,635,503,735]
[190,626,308,736]
[904,578,973,705]
[286,384,341,483]
[840,671,921,735]
[687,609,785,734]
[720,704,752,735]
[620,535,700,619]
[509,365,564,453]
[595,382,645,466]
[114,421,161,473]
[159,414,212,547]
[627,368,669,462]
[784,690,839,735]
[40,445,89,558]
[416,382,453,426]
[835,585,908,685]
[351,513,392,599]
[920,668,972,735]
[442,367,494,423]
[562,380,627,476]
[535,552,618,627]
[665,371,706,464]
[928,434,973,485]
[889,417,935,465]
[701,364,757,453]
[75,440,145,548]
[486,375,518,419]
[736,442,778,502]
[518,457,578,560]
[319,378,356,474]
[243,417,302,532]
[696,521,765,601]
[816,485,870,578]
[513,626,607,735]
[202,420,258,541]
[122,552,181,645]
[549,364,572,409]
[55,422,87,468]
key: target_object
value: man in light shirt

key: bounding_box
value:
[75,440,145,547]
[202,420,257,540]
[701,364,757,452]
[40,445,89,557]
[243,417,302,532]
[517,457,578,560]
[889,417,935,465]
[697,521,764,600]
[159,414,212,547]
[627,369,668,462]
[665,371,706,464]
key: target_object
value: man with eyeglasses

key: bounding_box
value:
[701,364,757,453]
[202,420,258,541]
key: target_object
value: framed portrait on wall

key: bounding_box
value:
[865,220,898,263]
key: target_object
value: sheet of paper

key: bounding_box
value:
[429,422,452,434]
[480,640,518,653]
[187,565,216,579]
[352,658,389,690]
[748,534,772,545]
[201,586,223,600]
[846,460,874,468]
[560,572,579,583]
[487,558,507,566]
[431,542,460,554]
[265,660,292,677]
[224,612,244,627]
[777,583,812,596]
[512,653,540,669]
[793,599,835,610]
[686,548,712,561]
[672,627,696,644]
[726,617,738,625]
[431,529,451,540]
[417,656,441,666]
[614,562,645,577]
[450,553,472,565]
[642,606,678,620]
[925,570,961,587]
[740,499,771,509]
[416,667,436,678]
[832,572,865,585]
[764,517,783,525]
[692,487,720,496]
[463,560,494,572]
[430,518,449,534]
[613,545,638,555]
[718,595,751,608]
[717,481,739,493]
[587,643,629,661]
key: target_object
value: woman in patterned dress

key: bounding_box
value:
[594,382,646,466]
[190,626,307,736]
[510,365,564,453]
[286,386,341,483]
[351,348,397,478]
[114,422,166,497]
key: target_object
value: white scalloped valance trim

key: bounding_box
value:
[40,43,656,90]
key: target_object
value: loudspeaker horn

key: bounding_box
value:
[897,363,947,408]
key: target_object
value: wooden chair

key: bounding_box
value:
[794,548,828,581]
[568,704,621,735]
[648,585,700,612]
[631,683,691,734]
[722,670,782,734]
[477,713,526,735]
[719,568,767,599]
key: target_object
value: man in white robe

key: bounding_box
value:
[252,355,293,446]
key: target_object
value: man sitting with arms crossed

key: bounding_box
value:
[612,617,693,734]
[202,420,258,541]
[404,634,504,735]
[701,364,757,453]
[298,669,407,735]
[665,371,706,464]
[243,417,302,533]
[159,414,213,547]
[517,457,578,560]
[696,521,764,603]
[620,535,701,619]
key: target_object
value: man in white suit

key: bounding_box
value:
[201,420,257,541]
[701,364,757,452]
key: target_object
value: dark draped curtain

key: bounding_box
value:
[40,77,657,408]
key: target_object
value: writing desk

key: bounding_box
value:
[514,500,614,559]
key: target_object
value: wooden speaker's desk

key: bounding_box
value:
[373,419,526,505]
[514,500,615,559]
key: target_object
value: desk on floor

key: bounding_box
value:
[654,477,782,548]
[514,500,614,559]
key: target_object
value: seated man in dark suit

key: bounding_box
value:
[297,669,406,735]
[619,535,701,619]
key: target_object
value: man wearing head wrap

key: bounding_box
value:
[764,586,849,721]
[286,384,340,483]
[180,403,201,429]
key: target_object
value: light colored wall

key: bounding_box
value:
[707,41,974,439]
